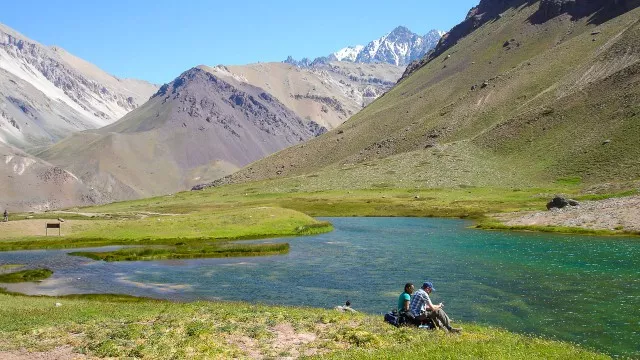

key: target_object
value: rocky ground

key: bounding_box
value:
[493,195,640,232]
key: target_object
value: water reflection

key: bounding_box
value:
[0,217,638,357]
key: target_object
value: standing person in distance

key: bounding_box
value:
[409,281,462,332]
[3,209,7,222]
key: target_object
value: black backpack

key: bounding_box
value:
[384,311,400,326]
[384,310,416,327]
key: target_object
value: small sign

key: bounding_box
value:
[46,222,61,236]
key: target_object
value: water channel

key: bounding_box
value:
[1,217,638,357]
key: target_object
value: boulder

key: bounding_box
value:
[546,196,579,210]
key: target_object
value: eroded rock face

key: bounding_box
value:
[538,0,577,19]
[536,0,640,20]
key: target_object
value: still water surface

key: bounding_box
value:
[1,217,638,356]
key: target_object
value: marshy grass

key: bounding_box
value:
[0,269,53,283]
[69,242,290,262]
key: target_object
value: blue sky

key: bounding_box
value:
[2,0,479,84]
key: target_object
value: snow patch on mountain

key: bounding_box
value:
[334,45,364,62]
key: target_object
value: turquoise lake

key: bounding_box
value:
[0,217,638,357]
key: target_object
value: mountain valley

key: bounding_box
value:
[206,0,640,194]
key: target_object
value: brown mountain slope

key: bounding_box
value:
[205,1,640,191]
[0,142,93,211]
[201,62,403,130]
[37,68,324,202]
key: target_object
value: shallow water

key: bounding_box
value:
[1,217,638,356]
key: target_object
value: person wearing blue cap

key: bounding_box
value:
[408,281,461,333]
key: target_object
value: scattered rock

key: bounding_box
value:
[57,218,65,222]
[55,302,62,307]
[602,139,611,145]
[481,81,490,89]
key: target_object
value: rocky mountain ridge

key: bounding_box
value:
[0,22,157,149]
[401,0,640,81]
[202,61,404,130]
[36,67,326,203]
[285,27,443,68]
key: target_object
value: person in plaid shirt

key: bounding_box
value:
[409,281,462,333]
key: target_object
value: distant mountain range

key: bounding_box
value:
[1,20,409,211]
[285,26,444,68]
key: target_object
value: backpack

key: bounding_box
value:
[384,311,400,326]
[384,310,416,327]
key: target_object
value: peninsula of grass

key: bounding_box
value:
[0,207,333,255]
[0,269,53,283]
[69,242,289,262]
[0,291,609,359]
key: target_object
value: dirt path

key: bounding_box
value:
[493,195,640,232]
[0,346,87,360]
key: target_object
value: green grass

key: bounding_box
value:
[0,269,53,283]
[0,207,333,253]
[0,292,609,359]
[69,242,290,262]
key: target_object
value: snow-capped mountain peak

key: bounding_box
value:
[333,45,364,62]
[285,26,444,68]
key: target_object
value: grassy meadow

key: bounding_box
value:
[0,291,609,359]
[0,206,332,260]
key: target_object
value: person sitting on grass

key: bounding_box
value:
[409,281,462,333]
[398,283,414,313]
[398,282,417,325]
[334,300,357,313]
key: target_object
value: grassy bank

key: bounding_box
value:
[0,269,53,283]
[0,292,608,359]
[0,207,332,259]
